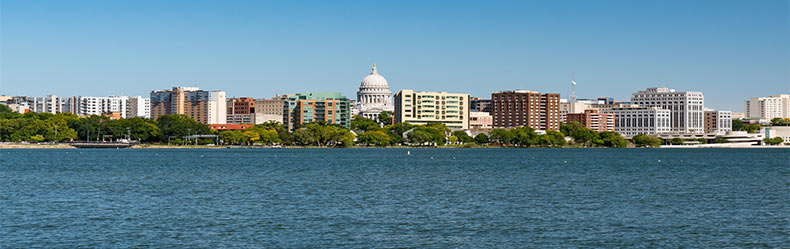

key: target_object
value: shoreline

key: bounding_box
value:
[1,143,788,149]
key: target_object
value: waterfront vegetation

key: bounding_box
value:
[2,105,786,148]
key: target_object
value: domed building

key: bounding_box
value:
[353,64,394,120]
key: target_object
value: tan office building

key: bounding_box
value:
[394,90,470,130]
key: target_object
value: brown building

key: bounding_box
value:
[491,90,560,130]
[566,109,616,132]
[227,97,255,115]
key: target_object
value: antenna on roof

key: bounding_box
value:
[571,72,577,102]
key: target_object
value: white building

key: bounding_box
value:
[353,64,394,120]
[601,107,671,137]
[704,109,732,133]
[745,94,790,120]
[631,87,704,133]
[126,96,151,118]
[760,126,790,145]
[76,96,129,118]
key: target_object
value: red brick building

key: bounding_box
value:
[227,97,255,115]
[491,90,560,131]
[566,109,616,132]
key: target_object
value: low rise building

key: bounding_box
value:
[469,111,492,130]
[760,126,790,145]
[566,109,616,132]
[601,107,671,137]
[394,90,470,130]
[704,110,732,133]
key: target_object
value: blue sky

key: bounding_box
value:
[1,0,787,111]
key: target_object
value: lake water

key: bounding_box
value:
[1,148,788,248]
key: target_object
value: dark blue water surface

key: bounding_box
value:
[1,148,788,248]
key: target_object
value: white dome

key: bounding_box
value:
[359,64,390,89]
[356,63,393,107]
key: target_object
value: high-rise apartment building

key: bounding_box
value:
[394,90,470,130]
[284,92,351,131]
[150,86,227,124]
[126,96,151,118]
[601,107,671,137]
[631,87,704,133]
[491,90,560,131]
[76,96,129,118]
[745,94,790,120]
[566,109,616,132]
[704,110,732,133]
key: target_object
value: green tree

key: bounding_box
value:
[732,120,746,131]
[293,128,315,145]
[770,118,790,126]
[474,133,489,145]
[452,131,474,143]
[560,121,586,137]
[351,116,380,131]
[358,130,391,146]
[242,130,260,145]
[511,126,538,147]
[571,128,597,146]
[599,131,627,148]
[407,129,433,146]
[743,124,761,133]
[377,111,394,125]
[763,137,784,145]
[156,114,211,141]
[29,134,45,142]
[632,134,662,147]
[489,129,514,145]
[219,130,243,145]
[670,138,684,145]
[543,130,566,147]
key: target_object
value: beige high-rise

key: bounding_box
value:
[394,90,469,130]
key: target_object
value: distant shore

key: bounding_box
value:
[1,143,788,149]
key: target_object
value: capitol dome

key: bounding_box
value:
[354,64,394,120]
[357,64,392,104]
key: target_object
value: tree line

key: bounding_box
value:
[5,104,781,147]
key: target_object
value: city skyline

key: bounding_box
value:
[1,0,788,112]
